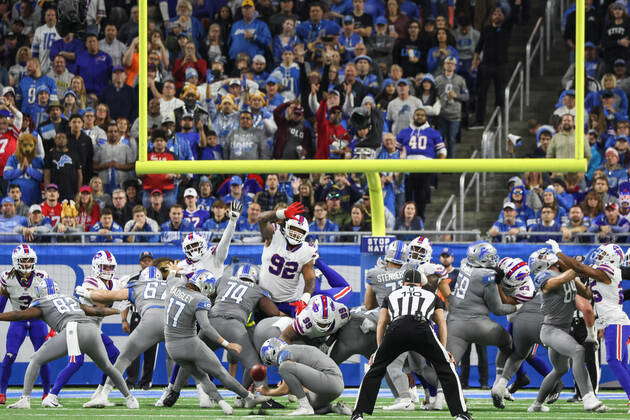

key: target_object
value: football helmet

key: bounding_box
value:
[283,215,309,245]
[236,264,259,284]
[466,242,499,268]
[12,244,37,273]
[498,257,530,292]
[592,243,624,268]
[309,295,336,333]
[91,250,117,281]
[260,337,287,365]
[384,240,407,266]
[189,269,216,297]
[139,265,163,283]
[528,248,558,275]
[407,236,432,265]
[182,232,208,262]
[33,277,59,299]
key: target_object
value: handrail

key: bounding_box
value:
[504,61,524,143]
[525,17,545,106]
[458,150,480,231]
[481,106,502,190]
[435,194,457,232]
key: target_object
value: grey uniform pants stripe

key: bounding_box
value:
[24,323,130,398]
[104,309,164,388]
[537,324,593,403]
[501,315,543,381]
[166,336,249,399]
[279,361,344,410]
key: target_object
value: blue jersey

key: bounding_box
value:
[183,208,209,229]
[491,219,526,242]
[160,220,195,244]
[18,75,57,113]
[339,32,363,62]
[201,217,228,232]
[228,19,272,60]
[296,20,340,44]
[396,124,446,159]
[528,222,562,242]
[270,63,301,100]
[236,219,260,233]
[197,196,216,212]
[0,215,27,242]
[89,222,123,242]
[49,38,84,74]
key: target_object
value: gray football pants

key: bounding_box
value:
[537,324,593,403]
[501,315,543,381]
[208,316,263,388]
[166,336,249,398]
[24,323,130,398]
[447,318,512,370]
[279,361,344,410]
[104,308,164,388]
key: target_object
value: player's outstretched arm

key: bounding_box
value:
[257,202,305,242]
[81,304,120,317]
[213,201,242,264]
[76,286,128,303]
[547,239,611,284]
[574,279,593,300]
[0,307,42,321]
[540,269,577,293]
[483,283,516,315]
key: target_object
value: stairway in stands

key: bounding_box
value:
[424,4,570,237]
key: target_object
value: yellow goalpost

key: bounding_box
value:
[135,1,586,236]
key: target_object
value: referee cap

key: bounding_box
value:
[403,268,427,286]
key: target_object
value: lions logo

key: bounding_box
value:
[53,154,73,170]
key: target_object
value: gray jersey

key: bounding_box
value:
[127,275,168,316]
[365,265,405,307]
[0,269,48,310]
[164,285,212,339]
[448,260,498,320]
[30,294,88,331]
[516,291,543,317]
[538,270,577,328]
[210,278,268,323]
[281,344,342,377]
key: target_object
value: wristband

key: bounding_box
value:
[221,339,229,348]
[300,293,311,304]
[276,209,286,220]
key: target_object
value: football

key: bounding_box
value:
[250,364,267,382]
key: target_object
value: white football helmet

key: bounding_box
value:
[12,244,37,273]
[592,243,624,268]
[283,215,309,245]
[466,242,499,268]
[260,337,287,365]
[498,257,530,292]
[139,265,163,283]
[407,236,432,265]
[182,232,208,262]
[33,277,59,299]
[528,248,558,275]
[309,295,336,333]
[189,269,216,297]
[236,264,259,284]
[384,240,407,265]
[91,250,117,281]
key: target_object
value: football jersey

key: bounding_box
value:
[292,297,350,339]
[506,276,536,304]
[277,344,342,377]
[211,277,269,324]
[183,208,210,230]
[79,275,118,326]
[164,284,212,340]
[447,259,498,320]
[30,294,88,332]
[127,276,169,317]
[259,227,317,302]
[365,265,406,307]
[538,269,576,329]
[590,264,630,328]
[176,226,234,279]
[0,269,48,310]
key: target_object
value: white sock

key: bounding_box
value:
[246,392,255,399]
[298,397,310,408]
[102,384,113,397]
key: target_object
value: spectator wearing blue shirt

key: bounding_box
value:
[550,177,575,212]
[49,33,84,74]
[488,202,526,242]
[0,197,26,242]
[123,206,160,243]
[183,187,210,229]
[18,57,57,114]
[506,185,537,228]
[309,202,339,243]
[75,34,113,96]
[222,175,253,211]
[272,18,301,65]
[601,148,627,192]
[89,208,123,243]
[197,176,216,211]
[394,201,424,241]
[339,16,363,62]
[528,206,562,243]
[160,204,195,244]
[537,186,568,226]
[296,3,341,44]
[270,46,301,101]
[427,28,460,75]
[588,201,630,243]
[15,204,52,243]
[228,0,272,60]
[201,200,230,239]
[3,134,44,205]
[236,201,263,243]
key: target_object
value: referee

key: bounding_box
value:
[351,269,471,420]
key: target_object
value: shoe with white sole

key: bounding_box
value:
[527,402,549,412]
[83,395,109,408]
[197,384,213,408]
[155,385,172,407]
[490,383,505,409]
[433,391,446,410]
[288,405,315,415]
[383,397,414,411]
[244,393,270,408]
[583,396,607,412]
[41,393,62,408]
[287,394,298,403]
[126,395,139,409]
[409,386,420,404]
[90,385,103,400]
[331,401,352,415]
[218,399,233,415]
[7,396,30,409]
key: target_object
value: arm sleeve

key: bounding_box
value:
[195,309,222,343]
[211,217,237,266]
[483,283,517,315]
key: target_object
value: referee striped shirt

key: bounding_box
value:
[382,285,444,320]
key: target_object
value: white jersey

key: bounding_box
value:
[591,264,630,328]
[292,297,350,339]
[0,269,48,310]
[79,274,121,327]
[32,24,59,73]
[505,276,536,304]
[259,227,317,302]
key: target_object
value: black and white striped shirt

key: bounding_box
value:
[381,285,444,321]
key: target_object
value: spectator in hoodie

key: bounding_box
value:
[309,201,339,243]
[488,201,526,242]
[228,0,272,61]
[530,126,554,158]
[3,133,43,205]
[224,108,269,160]
[272,100,313,158]
[124,205,160,243]
[589,201,630,243]
[89,207,123,243]
[550,177,575,212]
[504,184,536,228]
[314,90,350,159]
[416,74,441,126]
[528,206,562,243]
[210,94,239,145]
[436,56,469,158]
[296,3,340,45]
[561,205,591,243]
[255,173,290,211]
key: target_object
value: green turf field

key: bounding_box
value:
[0,394,627,419]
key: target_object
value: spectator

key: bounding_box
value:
[601,2,630,70]
[158,80,184,121]
[52,199,82,242]
[201,199,229,233]
[40,183,62,227]
[269,0,299,36]
[124,205,160,243]
[366,16,395,71]
[531,127,554,158]
[236,201,263,243]
[436,56,469,158]
[75,185,101,231]
[292,178,315,219]
[339,16,363,62]
[228,0,272,61]
[222,175,254,209]
[75,34,113,96]
[551,90,576,122]
[43,131,82,201]
[90,176,112,209]
[173,41,207,90]
[100,66,137,122]
[197,176,216,211]
[15,204,52,243]
[296,3,340,45]
[313,91,349,159]
[47,55,74,96]
[387,78,422,136]
[439,248,459,284]
[309,201,339,243]
[89,207,123,243]
[340,204,369,242]
[182,187,210,229]
[0,197,26,242]
[123,179,141,208]
[580,190,605,221]
[592,175,617,204]
[488,202,526,242]
[142,129,177,208]
[546,114,591,159]
[321,173,363,211]
[272,18,300,66]
[589,201,630,243]
[427,28,459,75]
[272,100,313,158]
[8,184,28,217]
[528,206,562,243]
[93,121,135,193]
[50,30,83,75]
[325,190,350,228]
[255,173,290,211]
[210,94,239,145]
[68,113,94,186]
[394,201,425,240]
[385,0,411,40]
[225,109,269,159]
[3,133,43,205]
[109,188,132,227]
[160,203,194,243]
[550,177,575,212]
[99,23,126,67]
[561,205,591,243]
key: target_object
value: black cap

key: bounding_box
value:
[139,251,154,262]
[403,268,424,284]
